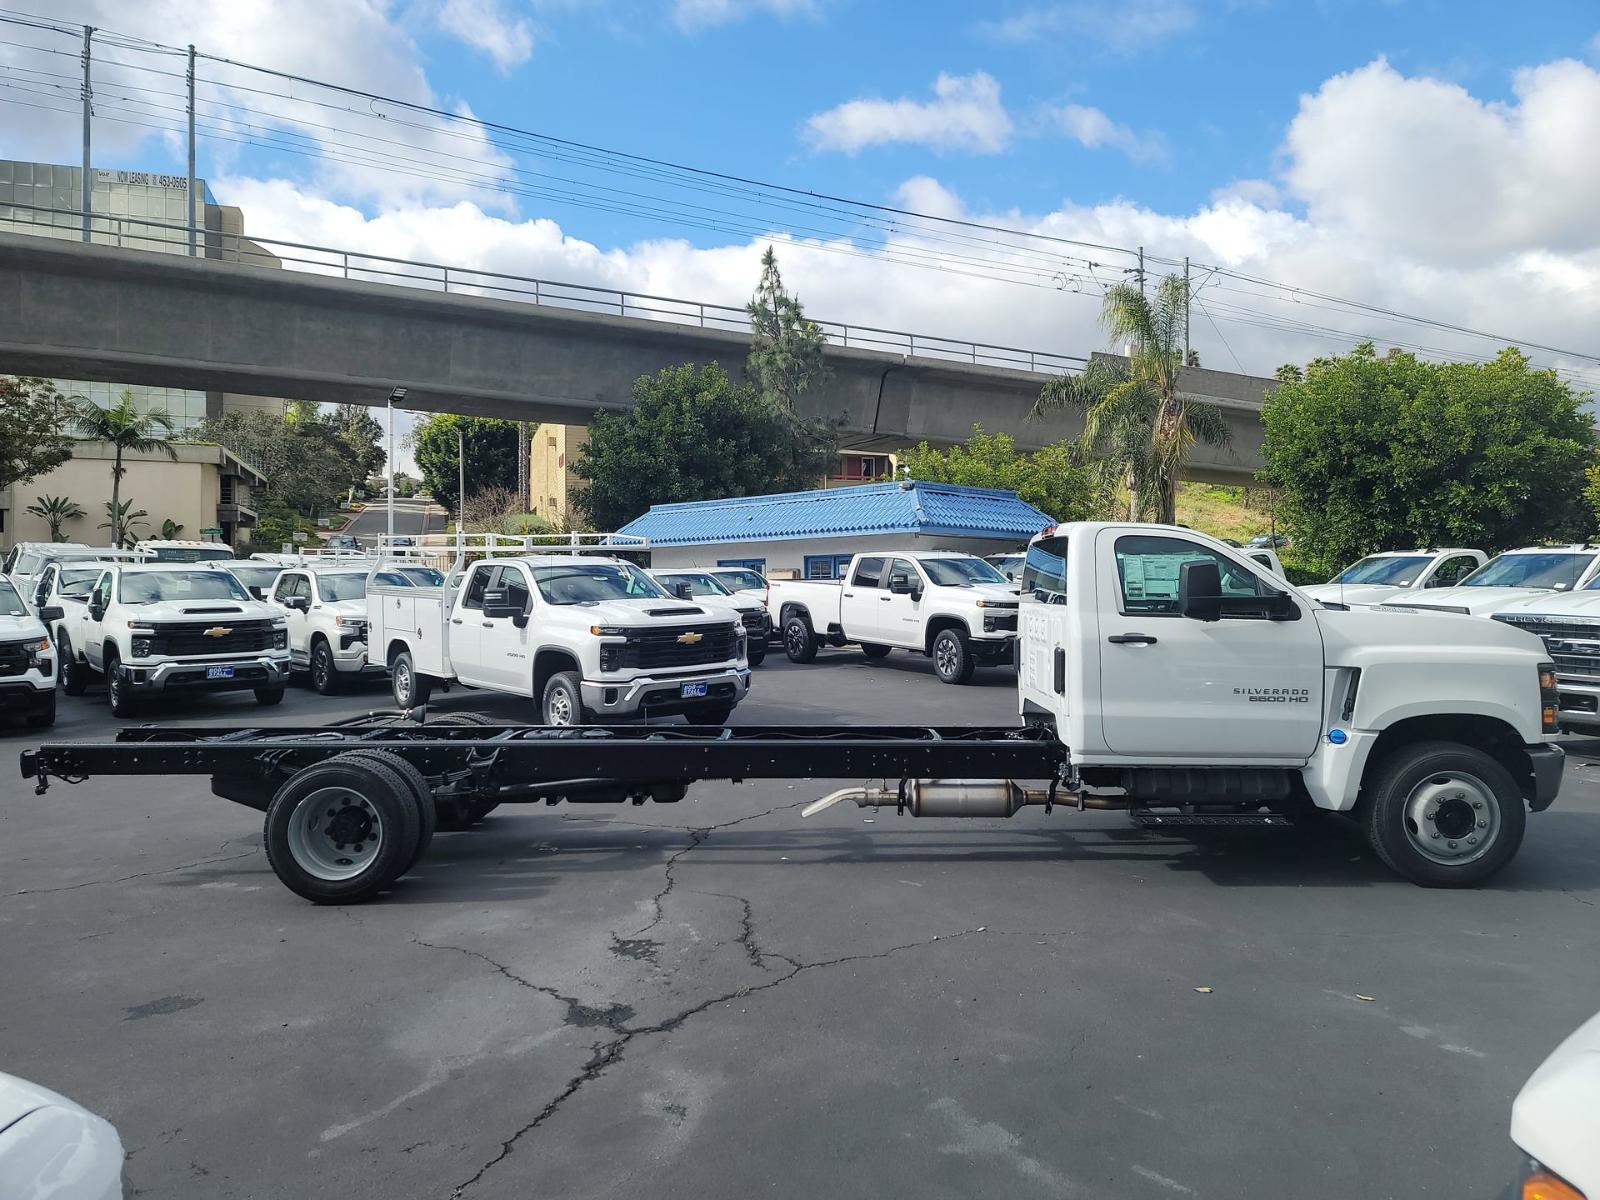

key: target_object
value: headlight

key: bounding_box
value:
[590,625,627,636]
[273,630,289,650]
[130,635,153,658]
[599,644,622,672]
[22,637,52,663]
[334,615,364,628]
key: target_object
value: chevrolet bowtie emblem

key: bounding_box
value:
[203,626,233,637]
[676,631,703,645]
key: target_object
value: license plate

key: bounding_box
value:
[680,681,708,698]
[207,666,235,679]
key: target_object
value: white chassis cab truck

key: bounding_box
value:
[768,551,1019,683]
[1300,548,1486,607]
[367,553,751,725]
[18,521,1565,903]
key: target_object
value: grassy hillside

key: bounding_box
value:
[1174,482,1277,544]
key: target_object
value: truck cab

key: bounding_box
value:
[1017,523,1562,887]
[368,554,751,725]
[133,539,237,564]
[268,564,380,694]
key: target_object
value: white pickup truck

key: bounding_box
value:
[0,575,59,728]
[1300,548,1486,607]
[1380,545,1600,617]
[268,562,383,694]
[367,554,751,725]
[1491,580,1600,734]
[648,569,770,665]
[1013,523,1561,886]
[67,563,291,716]
[768,551,1019,683]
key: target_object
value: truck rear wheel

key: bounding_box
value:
[860,642,892,660]
[391,649,432,709]
[263,755,422,904]
[1360,740,1526,888]
[783,615,818,663]
[542,671,588,726]
[338,750,436,871]
[426,714,500,828]
[57,631,87,696]
[931,629,975,685]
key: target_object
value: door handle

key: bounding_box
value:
[880,596,892,602]
[843,592,854,598]
[451,618,464,625]
[1107,633,1158,645]
[481,621,494,628]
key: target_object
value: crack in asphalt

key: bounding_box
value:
[428,925,988,1198]
[4,849,258,897]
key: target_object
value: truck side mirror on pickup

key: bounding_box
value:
[673,582,695,600]
[888,574,920,599]
[88,599,105,621]
[283,595,309,612]
[482,589,530,628]
[39,605,63,623]
[1178,560,1223,622]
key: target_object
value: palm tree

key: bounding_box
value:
[99,500,151,549]
[66,389,178,546]
[25,494,86,542]
[1032,275,1230,524]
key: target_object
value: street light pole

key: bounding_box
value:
[457,428,466,557]
[387,387,407,545]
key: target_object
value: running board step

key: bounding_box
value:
[1135,813,1294,829]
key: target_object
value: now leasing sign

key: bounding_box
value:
[94,169,189,190]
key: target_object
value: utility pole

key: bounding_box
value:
[457,428,466,555]
[1137,246,1145,299]
[386,387,407,544]
[1183,256,1191,364]
[80,25,93,242]
[517,421,530,511]
[186,45,197,256]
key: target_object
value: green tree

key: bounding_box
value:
[98,499,150,549]
[25,494,86,542]
[410,415,520,512]
[159,517,184,539]
[747,246,830,412]
[1261,344,1595,575]
[193,410,352,519]
[574,362,836,530]
[330,403,387,483]
[0,377,74,493]
[66,389,177,546]
[1032,276,1230,523]
[897,426,1097,523]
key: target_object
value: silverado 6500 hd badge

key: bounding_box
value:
[1234,687,1311,703]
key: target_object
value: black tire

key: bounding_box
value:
[57,631,87,696]
[310,638,342,695]
[254,685,286,706]
[747,641,767,667]
[860,642,892,660]
[1359,740,1526,888]
[930,628,975,685]
[106,654,139,718]
[541,670,587,726]
[24,692,56,729]
[783,614,818,663]
[263,755,422,904]
[340,750,436,871]
[685,702,735,726]
[391,649,432,709]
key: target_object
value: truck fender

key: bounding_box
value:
[779,601,813,629]
[384,637,413,668]
[923,614,971,655]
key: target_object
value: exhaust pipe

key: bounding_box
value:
[803,778,1134,818]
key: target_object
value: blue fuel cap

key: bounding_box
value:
[1327,729,1348,745]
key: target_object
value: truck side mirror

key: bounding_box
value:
[1178,560,1223,622]
[39,605,64,623]
[284,595,309,612]
[89,599,105,621]
[888,574,913,595]
[673,582,695,600]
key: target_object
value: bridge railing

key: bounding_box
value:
[0,202,1086,378]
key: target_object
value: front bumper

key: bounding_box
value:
[969,633,1017,663]
[0,678,55,714]
[332,641,384,675]
[1551,677,1600,733]
[1526,743,1564,812]
[124,654,290,693]
[582,667,752,717]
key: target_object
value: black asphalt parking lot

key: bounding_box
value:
[3,652,1598,1199]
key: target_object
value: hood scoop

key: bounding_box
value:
[645,607,704,617]
[181,606,245,615]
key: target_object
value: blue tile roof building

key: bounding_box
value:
[617,481,1054,547]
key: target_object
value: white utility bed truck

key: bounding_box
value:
[367,551,751,725]
[20,521,1564,903]
[768,550,1019,683]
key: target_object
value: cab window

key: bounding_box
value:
[1431,555,1479,587]
[888,558,921,590]
[501,566,531,610]
[462,565,498,610]
[1113,535,1265,616]
[851,557,886,588]
[1021,535,1068,601]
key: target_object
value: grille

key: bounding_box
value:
[739,610,768,634]
[1552,653,1600,680]
[616,624,739,669]
[984,611,1019,632]
[1493,615,1600,640]
[0,642,29,678]
[1492,615,1600,679]
[150,619,279,656]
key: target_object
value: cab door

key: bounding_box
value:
[1095,530,1324,760]
[478,563,534,693]
[841,556,886,641]
[881,557,927,648]
[449,565,494,686]
[82,570,112,670]
[272,573,313,664]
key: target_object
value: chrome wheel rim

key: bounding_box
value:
[394,659,411,705]
[935,635,958,677]
[547,687,574,726]
[286,787,384,881]
[1403,770,1500,865]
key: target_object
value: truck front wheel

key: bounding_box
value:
[106,654,139,718]
[931,629,975,685]
[783,615,818,663]
[391,649,432,709]
[860,642,892,660]
[541,671,588,726]
[310,638,342,695]
[1360,740,1526,888]
[57,631,87,696]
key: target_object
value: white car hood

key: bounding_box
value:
[966,583,1020,604]
[320,599,367,620]
[0,613,48,641]
[1381,585,1569,616]
[1511,1009,1600,1196]
[0,1071,123,1200]
[1301,583,1411,606]
[1491,589,1600,621]
[573,599,731,627]
[126,599,278,623]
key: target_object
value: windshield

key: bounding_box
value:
[58,567,103,595]
[144,545,234,564]
[318,573,368,601]
[0,579,25,618]
[1021,535,1068,601]
[657,572,730,597]
[1459,552,1594,590]
[531,562,669,605]
[1331,555,1433,585]
[713,569,765,591]
[224,566,284,590]
[920,557,1008,586]
[118,571,251,604]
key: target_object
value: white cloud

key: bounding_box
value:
[1210,178,1281,209]
[804,72,1014,155]
[982,0,1197,55]
[1044,103,1169,164]
[672,0,820,31]
[435,0,535,71]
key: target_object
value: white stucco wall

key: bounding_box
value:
[646,532,1030,578]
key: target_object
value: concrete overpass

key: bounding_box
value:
[0,232,1277,482]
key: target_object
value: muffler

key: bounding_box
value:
[803,778,1052,818]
